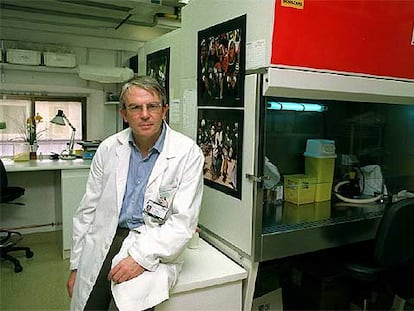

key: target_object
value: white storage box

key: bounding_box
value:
[44,52,76,68]
[7,49,41,65]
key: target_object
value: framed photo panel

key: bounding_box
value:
[146,47,170,103]
[197,108,243,199]
[197,15,246,107]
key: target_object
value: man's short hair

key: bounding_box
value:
[119,76,167,108]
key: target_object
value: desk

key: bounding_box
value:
[4,158,91,172]
[3,159,91,258]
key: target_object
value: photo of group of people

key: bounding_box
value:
[198,15,246,107]
[146,48,170,99]
[197,109,243,199]
[147,47,170,121]
[197,15,246,199]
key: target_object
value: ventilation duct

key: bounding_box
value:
[78,65,134,83]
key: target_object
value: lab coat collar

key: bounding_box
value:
[115,129,132,211]
[147,122,177,187]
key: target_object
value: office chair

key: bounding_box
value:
[0,159,34,273]
[345,198,414,310]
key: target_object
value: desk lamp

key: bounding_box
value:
[50,110,76,160]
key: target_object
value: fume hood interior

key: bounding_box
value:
[261,94,414,227]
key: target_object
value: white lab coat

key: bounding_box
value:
[69,124,204,311]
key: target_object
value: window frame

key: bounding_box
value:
[0,95,87,156]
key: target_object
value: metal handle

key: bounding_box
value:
[245,173,270,183]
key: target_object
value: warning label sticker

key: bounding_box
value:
[281,0,304,9]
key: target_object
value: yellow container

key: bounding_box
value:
[313,200,331,219]
[283,201,315,223]
[305,156,335,183]
[305,156,336,202]
[282,200,331,224]
[284,174,316,204]
[73,149,84,156]
[314,182,334,202]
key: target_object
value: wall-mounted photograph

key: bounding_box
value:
[146,47,170,102]
[197,108,243,199]
[197,15,246,107]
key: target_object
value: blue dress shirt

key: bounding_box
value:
[118,124,166,229]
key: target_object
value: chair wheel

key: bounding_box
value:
[26,250,34,258]
[14,264,23,273]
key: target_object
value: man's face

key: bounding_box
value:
[120,86,168,142]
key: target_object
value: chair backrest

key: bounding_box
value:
[0,159,8,190]
[375,198,414,267]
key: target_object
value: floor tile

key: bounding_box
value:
[1,231,71,311]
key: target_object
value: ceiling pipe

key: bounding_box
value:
[115,9,181,30]
[115,14,133,30]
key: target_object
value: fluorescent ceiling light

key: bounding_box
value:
[267,102,327,112]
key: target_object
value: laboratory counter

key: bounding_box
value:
[3,158,92,258]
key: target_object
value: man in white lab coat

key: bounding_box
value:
[66,76,204,311]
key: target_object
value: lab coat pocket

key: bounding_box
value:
[159,182,178,209]
[159,183,178,200]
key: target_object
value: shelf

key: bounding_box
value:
[0,62,77,74]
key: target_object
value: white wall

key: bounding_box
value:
[138,29,185,134]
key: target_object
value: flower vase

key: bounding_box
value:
[29,144,37,160]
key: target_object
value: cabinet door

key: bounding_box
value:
[61,169,89,258]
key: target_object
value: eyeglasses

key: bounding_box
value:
[125,103,163,114]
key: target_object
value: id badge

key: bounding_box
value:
[144,199,169,222]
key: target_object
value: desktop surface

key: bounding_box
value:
[3,158,91,172]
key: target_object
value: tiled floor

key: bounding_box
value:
[0,231,71,311]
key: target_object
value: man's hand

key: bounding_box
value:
[107,255,145,284]
[67,270,77,298]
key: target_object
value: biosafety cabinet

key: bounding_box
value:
[199,68,413,262]
[143,0,414,308]
[179,0,413,253]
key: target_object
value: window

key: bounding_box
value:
[0,96,86,157]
